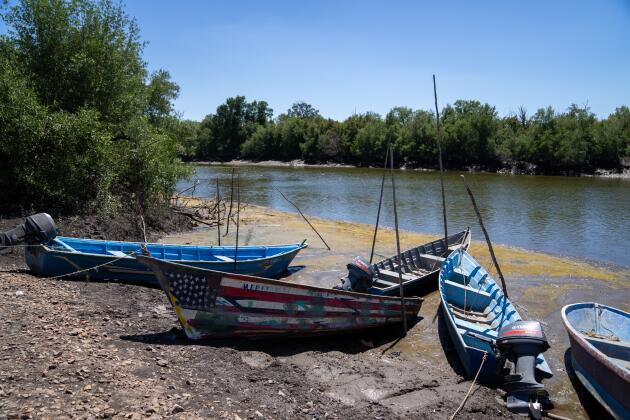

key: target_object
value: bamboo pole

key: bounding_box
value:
[390,145,408,335]
[433,75,448,252]
[216,178,221,246]
[369,146,390,263]
[223,167,236,236]
[233,173,240,273]
[274,187,331,251]
[460,175,508,298]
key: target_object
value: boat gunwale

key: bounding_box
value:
[138,255,423,306]
[372,228,470,269]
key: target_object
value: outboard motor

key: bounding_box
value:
[334,257,374,293]
[496,320,550,416]
[0,213,57,249]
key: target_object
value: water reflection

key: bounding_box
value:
[179,165,630,267]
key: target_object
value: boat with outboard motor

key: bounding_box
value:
[439,248,553,416]
[0,213,307,285]
[335,229,470,296]
[25,236,307,286]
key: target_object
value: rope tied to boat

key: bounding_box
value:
[449,351,487,420]
[40,251,137,281]
[0,244,44,248]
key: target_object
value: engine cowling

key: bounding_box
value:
[496,320,550,415]
[0,213,57,248]
[334,256,375,293]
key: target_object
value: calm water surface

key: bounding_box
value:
[178,165,630,268]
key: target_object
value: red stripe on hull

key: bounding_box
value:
[220,285,414,312]
[214,305,418,319]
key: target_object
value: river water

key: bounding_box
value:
[178,165,630,268]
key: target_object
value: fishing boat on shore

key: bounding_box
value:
[138,255,422,338]
[25,236,307,286]
[561,302,630,419]
[368,229,470,296]
[439,249,552,415]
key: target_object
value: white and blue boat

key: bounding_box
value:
[25,236,307,286]
[562,303,630,420]
[439,249,553,383]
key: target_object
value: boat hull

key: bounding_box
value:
[138,256,423,339]
[25,237,306,286]
[562,303,630,420]
[440,302,501,382]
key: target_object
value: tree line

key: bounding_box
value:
[0,0,189,215]
[187,97,630,173]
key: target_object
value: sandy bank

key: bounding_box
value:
[190,159,630,178]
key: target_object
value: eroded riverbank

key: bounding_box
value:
[0,204,627,419]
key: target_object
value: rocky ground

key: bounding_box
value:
[0,261,512,419]
[1,205,627,419]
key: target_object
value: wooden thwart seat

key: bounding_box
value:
[377,269,418,283]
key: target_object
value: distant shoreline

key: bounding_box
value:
[188,159,630,178]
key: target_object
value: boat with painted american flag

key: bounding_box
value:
[137,255,422,338]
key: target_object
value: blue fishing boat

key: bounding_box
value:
[439,249,553,414]
[562,303,630,420]
[25,236,307,286]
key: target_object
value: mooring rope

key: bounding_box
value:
[42,251,138,281]
[0,244,44,248]
[0,249,138,281]
[449,351,488,420]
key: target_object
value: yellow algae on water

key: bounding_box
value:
[520,283,593,317]
[467,242,625,282]
[169,198,624,283]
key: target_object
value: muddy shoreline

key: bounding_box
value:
[1,205,627,419]
[190,159,630,179]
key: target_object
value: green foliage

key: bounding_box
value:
[287,101,320,119]
[4,0,146,125]
[0,0,189,214]
[200,96,629,173]
[196,96,273,160]
[0,54,114,212]
[442,100,499,166]
[145,70,180,125]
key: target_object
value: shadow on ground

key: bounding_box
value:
[120,316,424,357]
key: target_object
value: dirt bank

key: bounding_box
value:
[1,205,627,419]
[192,159,630,178]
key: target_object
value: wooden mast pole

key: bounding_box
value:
[460,175,508,298]
[274,187,331,251]
[433,75,448,252]
[369,146,390,263]
[233,173,240,273]
[390,145,408,335]
[216,178,221,246]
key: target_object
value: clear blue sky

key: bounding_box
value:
[5,0,630,121]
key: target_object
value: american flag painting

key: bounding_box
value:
[165,270,219,310]
[138,256,422,340]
